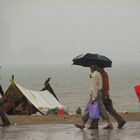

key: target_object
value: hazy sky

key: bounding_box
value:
[0,0,140,65]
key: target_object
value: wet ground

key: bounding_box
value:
[0,122,140,140]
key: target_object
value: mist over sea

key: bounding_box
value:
[0,63,140,113]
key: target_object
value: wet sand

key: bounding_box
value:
[5,112,140,125]
[0,112,140,140]
[0,122,140,140]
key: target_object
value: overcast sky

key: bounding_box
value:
[0,0,140,65]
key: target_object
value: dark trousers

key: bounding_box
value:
[90,119,99,128]
[0,102,11,125]
[82,110,99,128]
[0,112,10,125]
[103,97,125,125]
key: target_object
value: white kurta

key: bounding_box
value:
[90,70,103,101]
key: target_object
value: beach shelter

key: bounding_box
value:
[3,81,63,115]
[134,85,140,102]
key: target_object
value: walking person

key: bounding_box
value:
[90,65,113,129]
[75,93,99,130]
[98,67,126,129]
[0,108,11,126]
[75,65,113,129]
[0,85,11,126]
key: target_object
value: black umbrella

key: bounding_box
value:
[72,53,112,68]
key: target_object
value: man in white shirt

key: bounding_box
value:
[89,65,113,129]
[90,66,102,100]
[75,65,112,129]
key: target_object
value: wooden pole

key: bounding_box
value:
[12,74,15,115]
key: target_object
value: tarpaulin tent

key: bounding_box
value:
[2,82,63,115]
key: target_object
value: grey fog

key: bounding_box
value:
[0,0,140,66]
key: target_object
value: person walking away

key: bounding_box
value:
[98,67,126,129]
[75,65,112,129]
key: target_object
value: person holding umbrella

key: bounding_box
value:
[89,65,113,129]
[73,53,113,129]
[75,65,113,129]
[98,67,126,129]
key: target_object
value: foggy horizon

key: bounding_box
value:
[1,0,140,65]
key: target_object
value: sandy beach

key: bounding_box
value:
[5,112,140,125]
[0,113,140,140]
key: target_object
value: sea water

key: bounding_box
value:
[0,63,140,114]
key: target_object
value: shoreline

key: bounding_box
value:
[5,112,140,125]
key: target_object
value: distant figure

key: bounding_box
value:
[76,107,82,115]
[41,77,60,102]
[98,67,126,129]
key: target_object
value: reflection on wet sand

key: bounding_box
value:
[0,122,140,140]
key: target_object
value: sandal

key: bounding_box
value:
[103,125,113,129]
[74,124,85,130]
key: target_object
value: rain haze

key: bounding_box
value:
[1,0,140,127]
[0,0,140,66]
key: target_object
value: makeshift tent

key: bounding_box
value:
[2,82,63,115]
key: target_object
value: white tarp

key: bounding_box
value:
[16,83,63,115]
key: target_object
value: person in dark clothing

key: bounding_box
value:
[0,85,4,97]
[98,67,126,129]
[0,114,10,126]
[0,106,11,126]
[0,85,11,126]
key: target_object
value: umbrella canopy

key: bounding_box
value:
[134,85,140,102]
[72,53,112,68]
